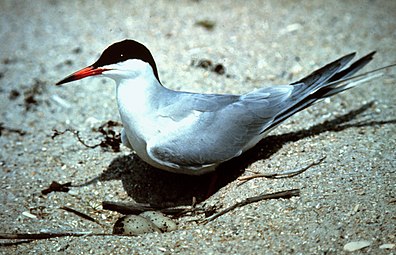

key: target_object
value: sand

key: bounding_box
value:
[0,1,395,254]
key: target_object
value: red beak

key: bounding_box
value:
[56,66,108,86]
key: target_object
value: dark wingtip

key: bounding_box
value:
[328,51,377,83]
[290,52,357,86]
[346,52,357,58]
[364,51,376,60]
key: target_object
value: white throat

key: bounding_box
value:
[115,63,164,123]
[113,63,167,163]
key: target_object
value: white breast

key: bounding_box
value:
[115,75,202,169]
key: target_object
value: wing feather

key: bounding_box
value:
[148,86,294,168]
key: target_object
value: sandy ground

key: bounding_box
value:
[0,0,395,254]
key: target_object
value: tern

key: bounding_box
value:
[56,39,388,175]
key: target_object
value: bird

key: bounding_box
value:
[56,39,385,175]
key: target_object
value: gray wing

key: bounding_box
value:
[148,86,293,170]
[149,52,377,172]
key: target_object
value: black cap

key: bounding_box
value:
[92,39,160,82]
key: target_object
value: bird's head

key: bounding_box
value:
[56,39,160,85]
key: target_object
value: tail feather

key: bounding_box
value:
[266,52,382,131]
[328,51,376,82]
[290,52,356,90]
[322,70,382,97]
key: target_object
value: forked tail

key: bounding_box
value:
[268,52,394,130]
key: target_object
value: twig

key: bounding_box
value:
[0,232,118,245]
[238,156,326,185]
[0,188,298,243]
[102,201,201,216]
[201,189,300,224]
[60,206,102,226]
[102,201,161,214]
[52,128,99,149]
[0,232,94,240]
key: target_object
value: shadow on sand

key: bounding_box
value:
[88,101,395,207]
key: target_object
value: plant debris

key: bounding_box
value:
[2,57,18,65]
[0,188,298,243]
[195,20,216,31]
[41,181,72,195]
[8,89,20,100]
[28,206,49,219]
[23,78,47,111]
[191,59,229,77]
[202,189,300,224]
[52,120,122,152]
[72,47,82,54]
[0,123,26,136]
[103,188,300,224]
[102,201,202,216]
[96,120,122,152]
[0,232,112,242]
[0,188,300,245]
[237,156,326,185]
[55,59,74,68]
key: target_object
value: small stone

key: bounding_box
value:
[379,243,394,249]
[353,204,359,213]
[51,94,71,109]
[290,64,303,75]
[85,117,101,129]
[67,189,79,196]
[343,240,371,252]
[22,211,37,219]
[158,247,167,252]
[285,23,302,32]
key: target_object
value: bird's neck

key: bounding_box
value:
[115,71,165,118]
